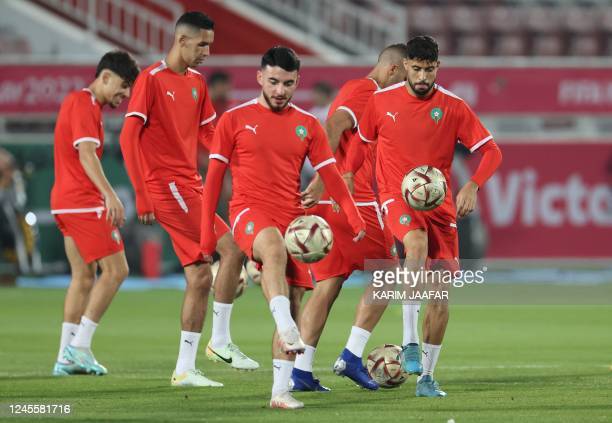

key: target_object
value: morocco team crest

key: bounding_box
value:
[191,87,198,102]
[430,107,443,124]
[245,221,255,235]
[111,229,121,244]
[295,125,307,141]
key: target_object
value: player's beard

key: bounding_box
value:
[263,91,291,112]
[408,79,435,98]
[109,94,124,109]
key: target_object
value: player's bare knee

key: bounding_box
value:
[216,234,244,263]
[185,264,213,291]
[113,262,129,283]
[260,243,287,268]
[403,231,428,262]
[71,272,95,290]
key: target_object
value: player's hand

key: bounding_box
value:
[202,254,214,264]
[300,176,324,208]
[456,180,479,218]
[138,212,156,225]
[342,172,355,194]
[353,229,366,242]
[201,230,216,262]
[104,192,126,228]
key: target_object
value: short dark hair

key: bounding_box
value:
[208,70,231,86]
[176,11,214,30]
[378,43,410,61]
[261,46,300,72]
[406,36,439,62]
[95,50,140,85]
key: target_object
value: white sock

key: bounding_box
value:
[402,302,421,345]
[271,359,294,397]
[57,322,79,363]
[294,344,316,372]
[269,295,296,333]
[345,326,371,358]
[419,343,442,381]
[70,316,98,349]
[175,331,201,374]
[210,301,233,349]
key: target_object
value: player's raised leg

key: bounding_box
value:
[253,227,305,409]
[53,236,95,376]
[206,231,259,370]
[271,285,305,407]
[171,262,223,387]
[292,277,342,392]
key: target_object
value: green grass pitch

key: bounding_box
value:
[1,286,610,422]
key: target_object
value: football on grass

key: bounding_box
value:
[366,344,407,388]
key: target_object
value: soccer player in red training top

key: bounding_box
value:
[335,36,502,396]
[119,12,258,387]
[51,51,139,376]
[292,44,419,392]
[200,46,366,410]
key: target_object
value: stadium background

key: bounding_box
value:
[0,1,610,421]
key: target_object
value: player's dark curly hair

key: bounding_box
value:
[261,46,300,72]
[95,50,140,85]
[406,36,439,62]
[176,11,214,30]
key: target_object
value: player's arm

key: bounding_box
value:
[198,121,215,151]
[198,79,217,151]
[200,159,226,260]
[318,163,365,241]
[119,72,155,224]
[77,142,125,227]
[455,101,503,218]
[301,109,354,208]
[119,117,155,225]
[306,121,365,240]
[456,140,502,218]
[200,113,233,260]
[341,132,368,194]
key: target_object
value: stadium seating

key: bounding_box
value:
[400,1,611,56]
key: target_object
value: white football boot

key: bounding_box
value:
[171,369,223,387]
[206,342,260,370]
[269,391,304,409]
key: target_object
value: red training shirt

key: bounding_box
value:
[124,60,216,188]
[209,99,337,220]
[358,82,492,219]
[50,88,105,214]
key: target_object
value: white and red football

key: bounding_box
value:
[284,215,333,263]
[401,165,447,211]
[366,344,407,388]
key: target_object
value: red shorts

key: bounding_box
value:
[308,201,396,282]
[148,182,230,267]
[230,206,313,289]
[381,195,458,260]
[54,210,124,264]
